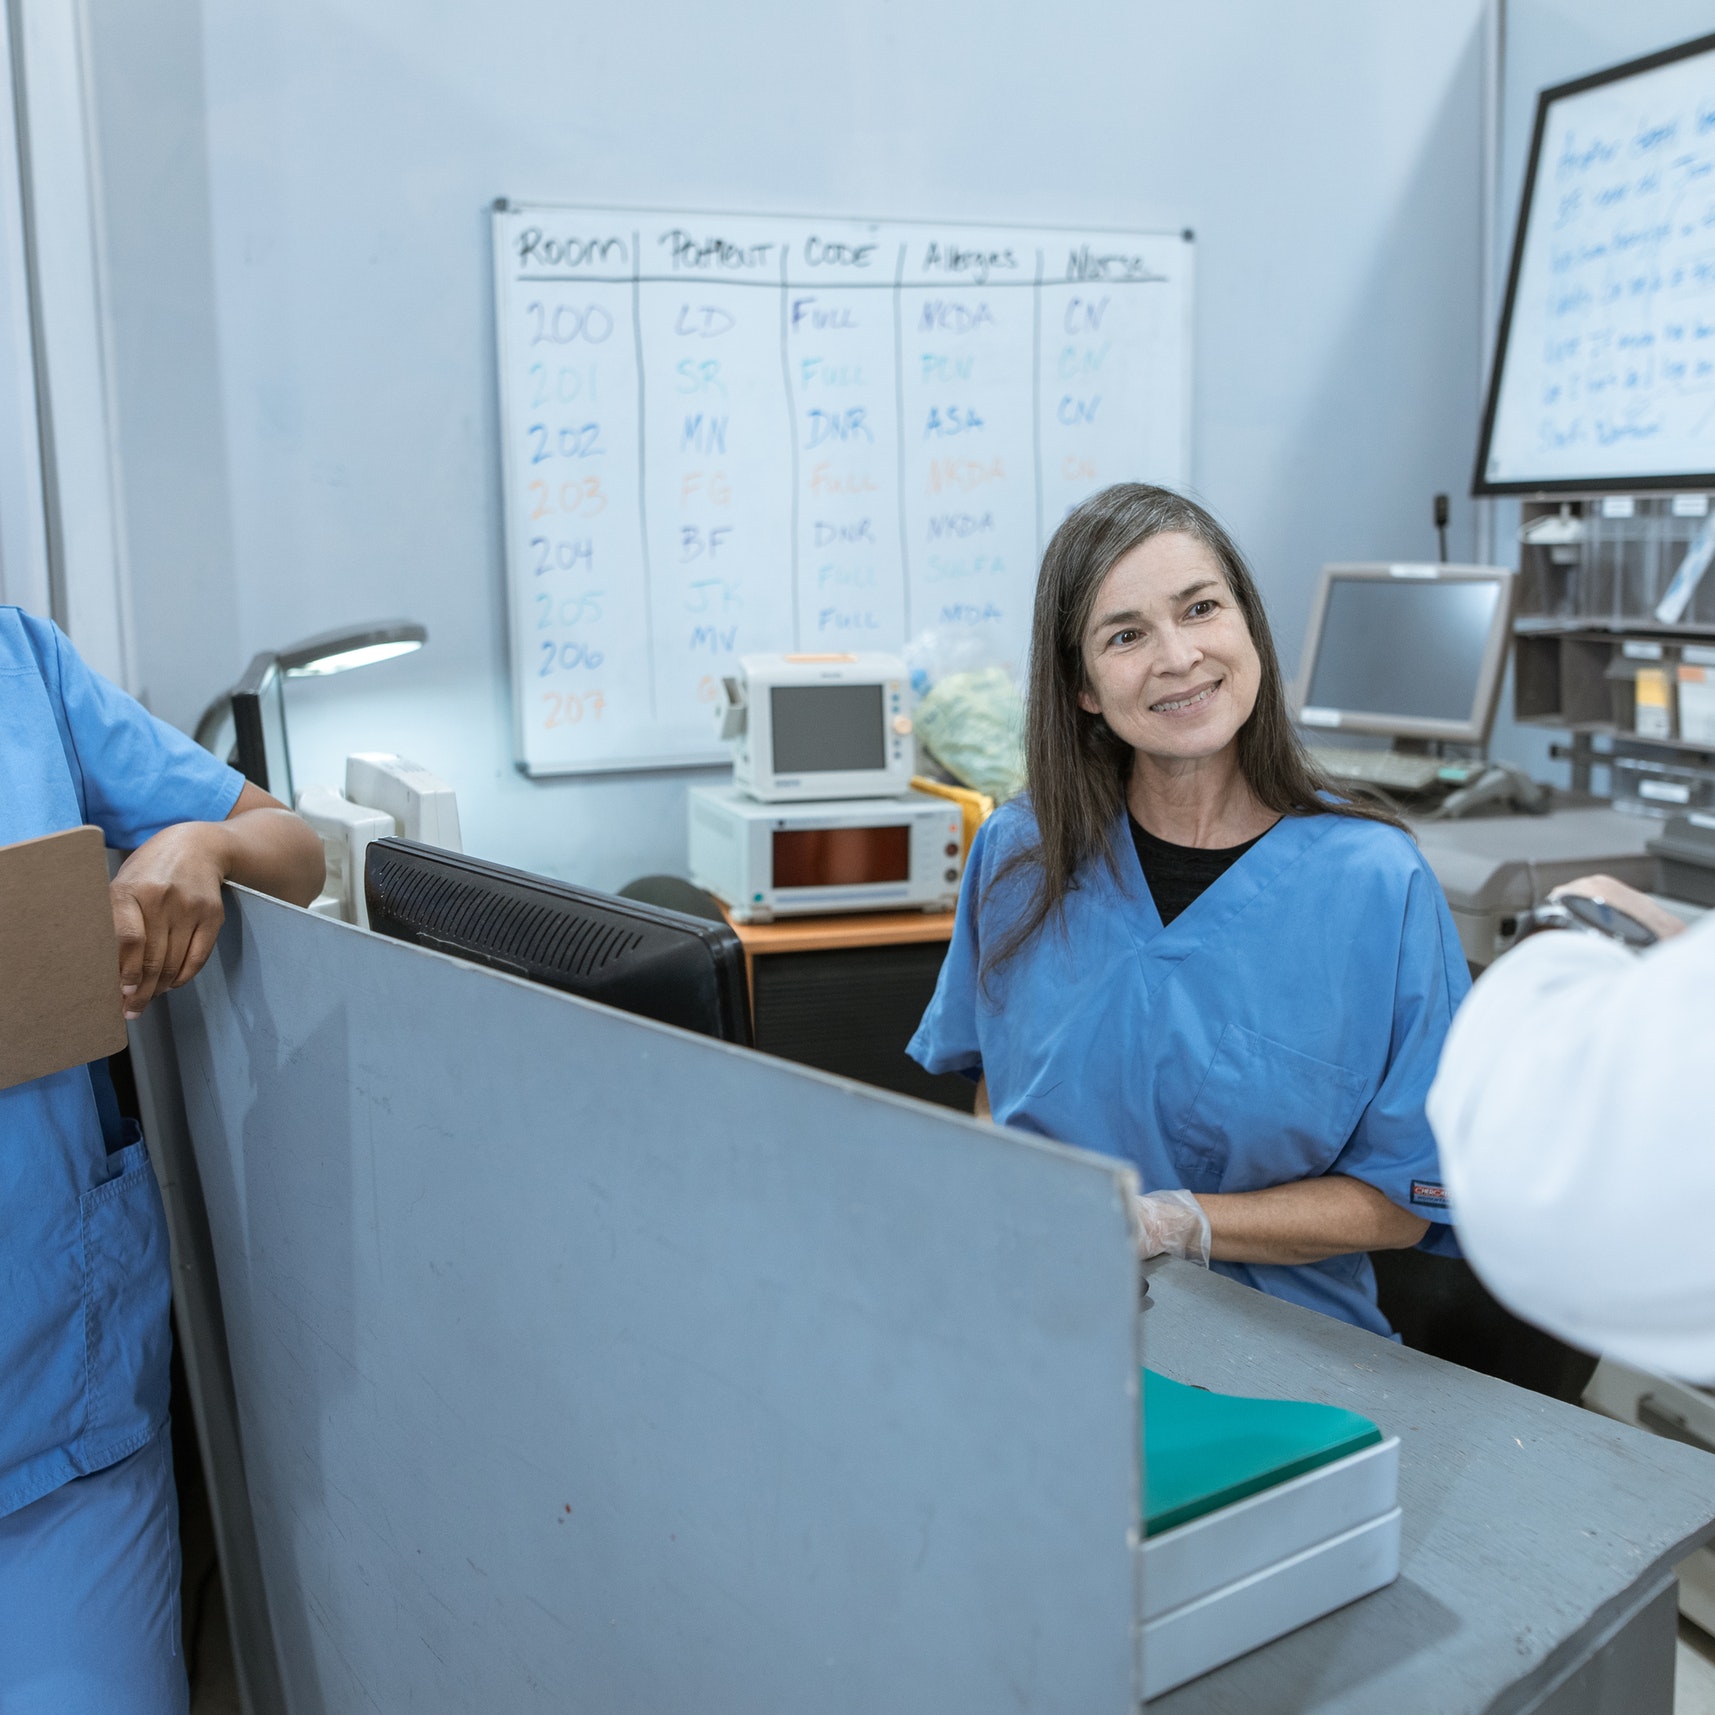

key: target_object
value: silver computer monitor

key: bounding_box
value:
[1294,563,1515,746]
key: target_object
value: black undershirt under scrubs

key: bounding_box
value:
[1129,816,1266,926]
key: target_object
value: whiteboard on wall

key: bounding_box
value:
[493,202,1192,775]
[1476,32,1715,494]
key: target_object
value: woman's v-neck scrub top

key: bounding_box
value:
[0,608,243,1518]
[909,798,1468,1336]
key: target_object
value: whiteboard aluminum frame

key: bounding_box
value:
[1472,31,1715,498]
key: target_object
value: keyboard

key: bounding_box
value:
[1309,747,1482,794]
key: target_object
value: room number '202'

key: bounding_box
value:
[493,200,1193,776]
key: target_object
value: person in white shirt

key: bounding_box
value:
[1427,874,1713,1383]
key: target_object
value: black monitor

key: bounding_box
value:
[363,838,752,1046]
[230,651,294,802]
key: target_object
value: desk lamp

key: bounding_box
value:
[194,620,427,800]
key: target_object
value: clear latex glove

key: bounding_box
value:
[1132,1188,1212,1266]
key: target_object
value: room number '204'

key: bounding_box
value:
[493,201,1193,776]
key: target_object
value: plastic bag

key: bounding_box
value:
[914,665,1026,803]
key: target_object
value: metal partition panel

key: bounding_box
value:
[163,888,1143,1714]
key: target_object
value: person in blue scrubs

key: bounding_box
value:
[910,485,1467,1337]
[0,607,324,1714]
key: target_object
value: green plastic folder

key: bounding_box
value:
[1143,1370,1384,1537]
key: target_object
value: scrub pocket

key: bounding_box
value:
[79,1138,173,1469]
[1177,1022,1367,1191]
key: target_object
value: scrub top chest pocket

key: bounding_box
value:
[1175,1022,1369,1193]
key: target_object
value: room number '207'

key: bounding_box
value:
[541,690,606,728]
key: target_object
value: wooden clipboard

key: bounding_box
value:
[0,825,128,1091]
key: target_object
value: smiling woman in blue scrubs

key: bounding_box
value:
[0,608,324,1714]
[910,485,1467,1337]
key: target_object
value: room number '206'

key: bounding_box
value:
[539,639,604,673]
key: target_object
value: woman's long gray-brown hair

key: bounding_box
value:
[984,483,1401,977]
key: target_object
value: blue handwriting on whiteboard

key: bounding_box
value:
[681,525,733,560]
[924,553,1004,583]
[1063,297,1109,332]
[817,563,878,589]
[919,301,994,334]
[1557,132,1620,176]
[813,519,875,545]
[676,360,726,395]
[528,423,605,462]
[926,512,994,539]
[683,579,741,614]
[806,408,874,447]
[675,304,735,337]
[924,405,985,438]
[818,607,880,632]
[921,354,974,382]
[683,415,727,455]
[532,536,594,575]
[800,358,865,388]
[791,297,858,332]
[1057,395,1101,425]
[1059,343,1109,379]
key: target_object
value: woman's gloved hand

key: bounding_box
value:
[1132,1188,1211,1266]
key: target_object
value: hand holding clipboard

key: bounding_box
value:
[0,826,129,1092]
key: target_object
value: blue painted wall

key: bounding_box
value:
[90,0,1489,886]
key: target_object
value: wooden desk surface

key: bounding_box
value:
[1144,1261,1715,1714]
[721,907,957,956]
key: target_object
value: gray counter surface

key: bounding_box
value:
[1144,1262,1715,1713]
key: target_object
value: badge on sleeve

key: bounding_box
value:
[1410,1180,1449,1209]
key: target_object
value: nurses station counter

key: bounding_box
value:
[133,886,1715,1715]
[1406,801,1658,969]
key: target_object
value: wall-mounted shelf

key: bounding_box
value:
[1514,496,1715,805]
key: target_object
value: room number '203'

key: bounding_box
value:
[492,200,1193,776]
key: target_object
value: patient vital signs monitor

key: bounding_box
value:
[1295,564,1515,746]
[718,653,914,803]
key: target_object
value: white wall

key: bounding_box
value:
[86,0,1489,886]
[1483,0,1715,783]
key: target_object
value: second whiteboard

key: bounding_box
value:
[494,203,1193,775]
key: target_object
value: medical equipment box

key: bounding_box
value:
[688,786,962,923]
[717,653,915,803]
[1140,1371,1401,1696]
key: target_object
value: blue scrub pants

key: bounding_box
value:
[0,1423,188,1715]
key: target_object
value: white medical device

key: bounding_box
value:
[298,754,462,926]
[718,653,914,803]
[345,753,463,849]
[296,786,395,927]
[688,786,963,922]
